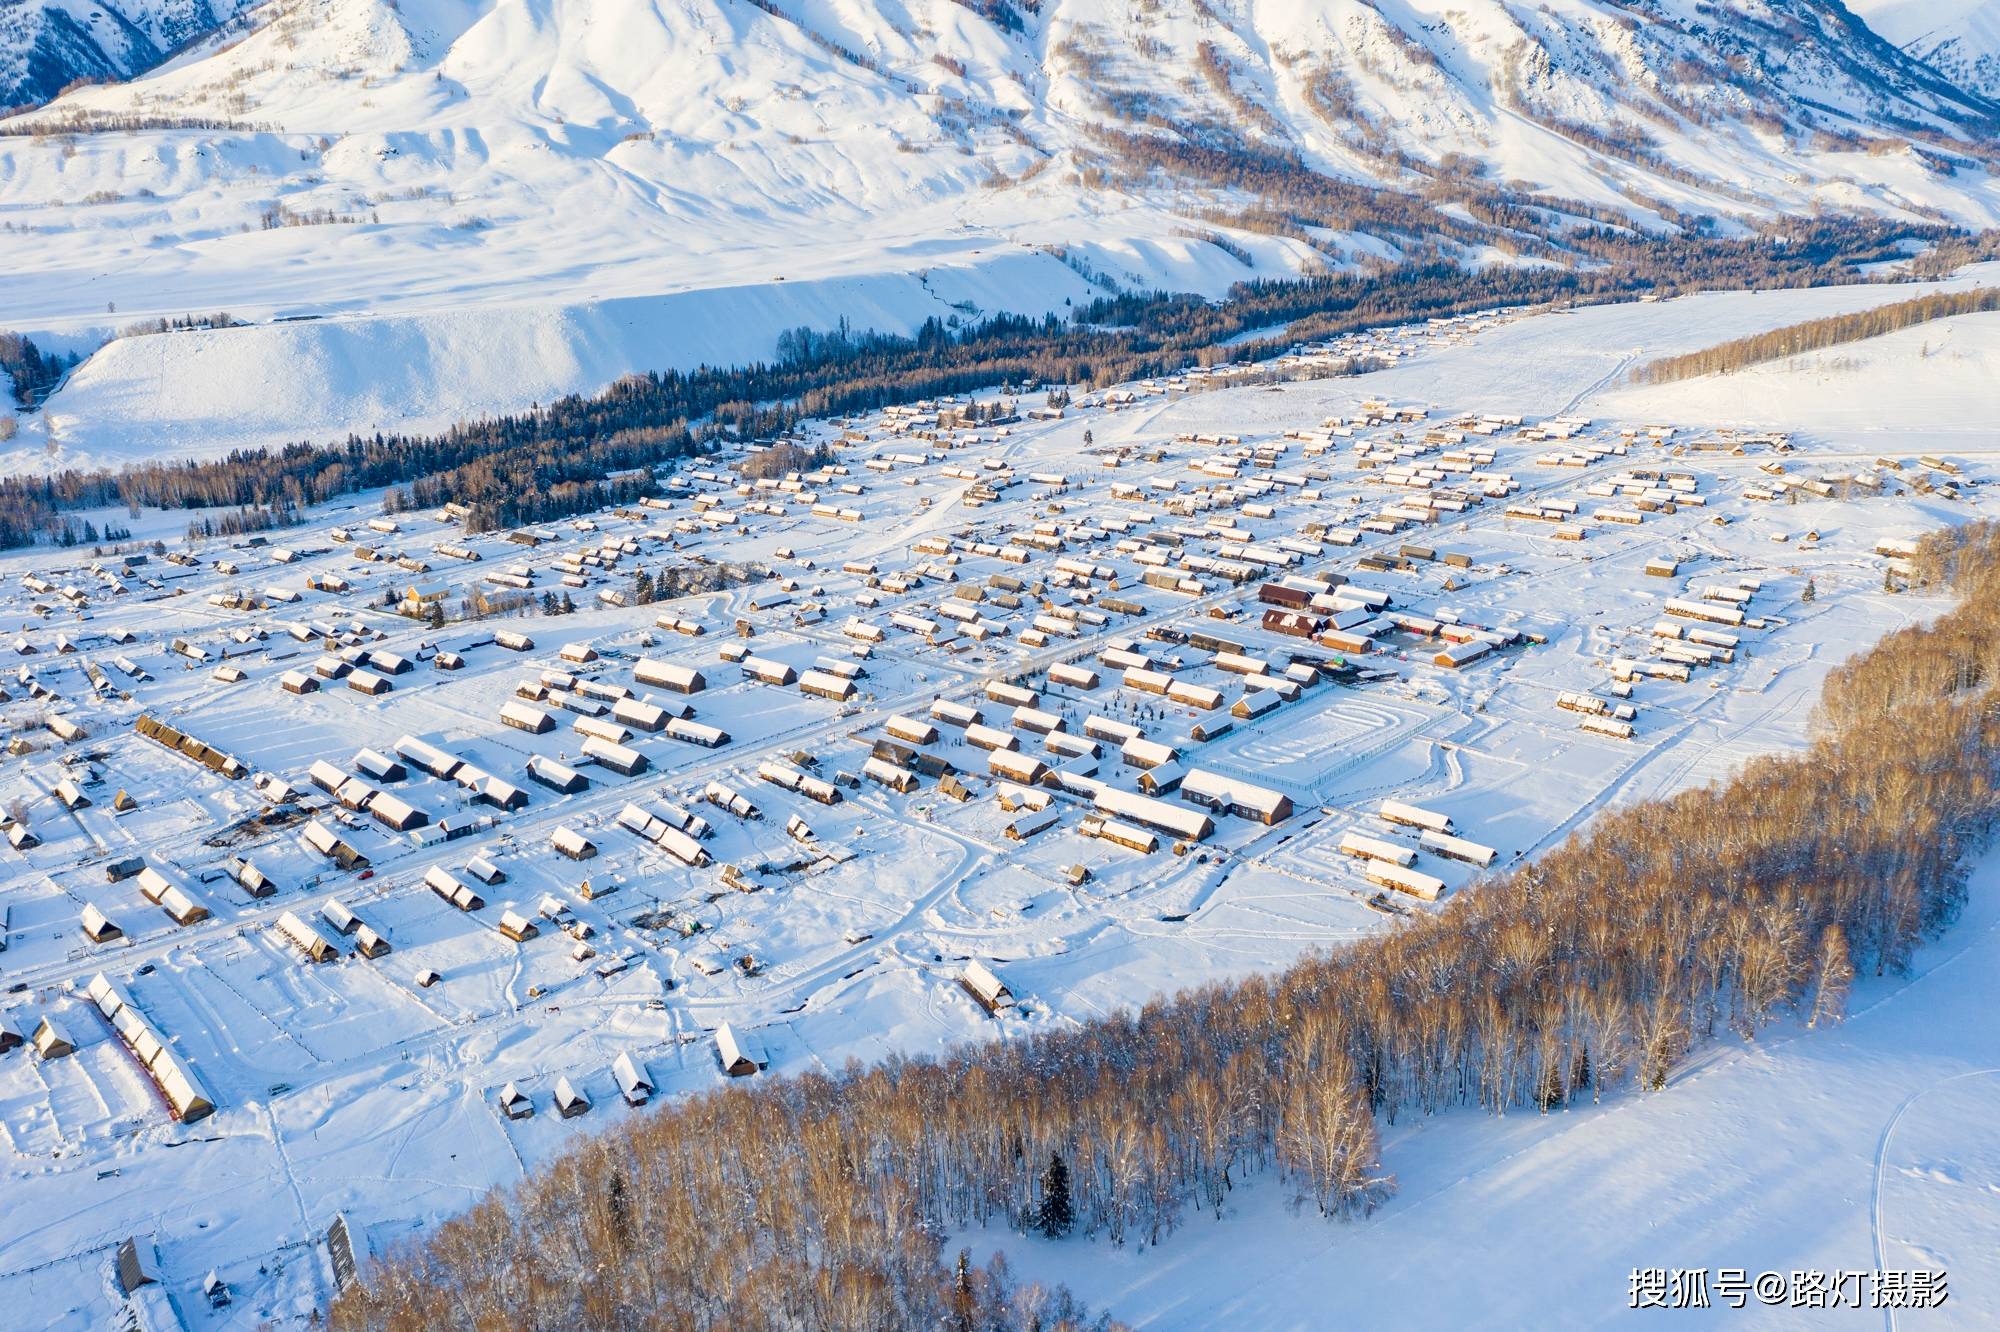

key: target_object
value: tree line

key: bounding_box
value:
[333,520,2000,1331]
[1633,286,2000,383]
[0,214,1974,552]
[0,332,80,409]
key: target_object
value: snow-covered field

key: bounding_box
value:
[14,243,1231,471]
[11,259,2000,478]
[2,286,1998,1327]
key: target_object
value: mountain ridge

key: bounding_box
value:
[1850,0,2000,102]
[3,0,1998,445]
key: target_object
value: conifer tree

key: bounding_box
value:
[606,1168,630,1251]
[950,1250,976,1332]
[1037,1152,1075,1238]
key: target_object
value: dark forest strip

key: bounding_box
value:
[0,215,1971,549]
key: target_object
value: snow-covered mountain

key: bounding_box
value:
[1851,0,2000,101]
[5,0,1994,299]
[0,0,260,109]
[3,0,1999,459]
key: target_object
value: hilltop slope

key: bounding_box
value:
[1852,0,2000,101]
[3,0,1998,470]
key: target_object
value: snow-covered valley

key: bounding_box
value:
[5,0,2000,1325]
[3,280,2000,1326]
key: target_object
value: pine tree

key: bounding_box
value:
[606,1168,630,1252]
[1036,1151,1075,1238]
[950,1249,975,1332]
[560,591,576,615]
[1802,577,1816,603]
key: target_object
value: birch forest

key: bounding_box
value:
[1633,286,2000,384]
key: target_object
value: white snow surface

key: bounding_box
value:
[17,246,1212,469]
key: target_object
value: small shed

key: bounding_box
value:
[959,959,1015,1014]
[354,748,407,782]
[347,669,392,696]
[526,755,590,794]
[501,701,555,734]
[370,792,429,832]
[425,866,485,912]
[552,826,597,860]
[715,1022,764,1077]
[33,1015,75,1059]
[497,1082,533,1119]
[612,1052,653,1106]
[497,909,540,942]
[322,899,362,935]
[635,659,705,694]
[276,911,339,962]
[115,1238,159,1296]
[81,902,121,942]
[554,1076,591,1119]
[799,669,857,702]
[1434,639,1493,669]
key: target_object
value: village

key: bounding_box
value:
[0,304,1981,1328]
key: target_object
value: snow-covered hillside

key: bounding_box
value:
[0,0,1993,334]
[1852,0,2000,101]
[21,249,1210,470]
[14,257,1996,478]
[3,0,1998,471]
[0,0,262,110]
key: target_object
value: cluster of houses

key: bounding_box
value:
[1335,801,1497,904]
[0,322,1919,1332]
